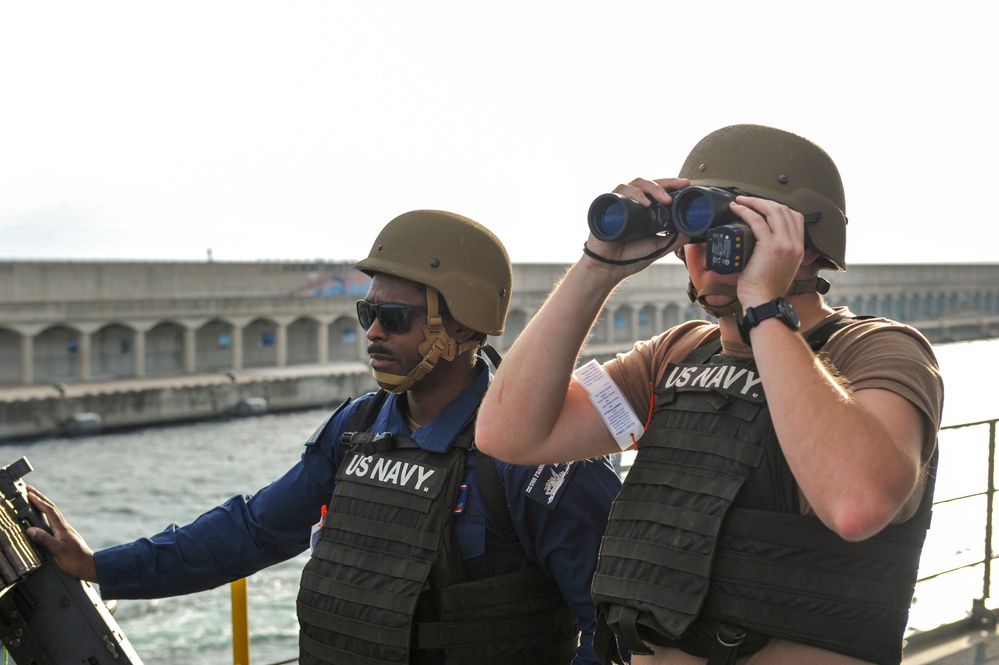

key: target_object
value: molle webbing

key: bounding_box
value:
[591,394,769,652]
[413,565,579,665]
[704,507,931,665]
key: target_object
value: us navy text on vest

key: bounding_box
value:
[663,363,766,401]
[341,451,447,498]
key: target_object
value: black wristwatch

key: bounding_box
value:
[739,297,800,345]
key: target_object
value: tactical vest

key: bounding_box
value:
[592,319,935,665]
[297,391,579,665]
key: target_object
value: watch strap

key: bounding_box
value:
[739,298,799,345]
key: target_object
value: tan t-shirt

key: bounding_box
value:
[605,308,943,466]
[601,307,944,664]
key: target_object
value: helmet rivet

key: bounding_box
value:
[430,258,440,268]
[376,244,384,251]
[778,173,789,185]
[698,163,707,172]
[499,288,507,297]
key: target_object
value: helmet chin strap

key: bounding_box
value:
[687,282,742,319]
[370,286,482,394]
[687,277,830,319]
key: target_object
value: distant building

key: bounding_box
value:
[1,260,998,386]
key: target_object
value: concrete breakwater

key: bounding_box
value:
[0,363,378,441]
[3,322,997,442]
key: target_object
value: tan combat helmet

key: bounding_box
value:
[354,210,512,392]
[679,124,848,271]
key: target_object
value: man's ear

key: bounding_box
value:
[802,247,821,266]
[448,320,481,344]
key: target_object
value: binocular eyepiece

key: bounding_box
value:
[587,186,753,274]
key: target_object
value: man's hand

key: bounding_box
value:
[583,177,692,277]
[25,486,98,582]
[731,195,807,308]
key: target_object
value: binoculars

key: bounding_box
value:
[587,186,754,274]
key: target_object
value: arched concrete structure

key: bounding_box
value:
[328,314,362,362]
[2,260,998,386]
[287,316,320,366]
[145,321,186,376]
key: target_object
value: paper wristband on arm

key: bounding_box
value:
[572,359,644,451]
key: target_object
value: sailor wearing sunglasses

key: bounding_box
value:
[29,210,621,665]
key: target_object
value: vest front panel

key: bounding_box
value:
[298,443,467,664]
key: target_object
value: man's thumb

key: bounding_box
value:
[26,527,52,549]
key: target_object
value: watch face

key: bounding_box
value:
[779,299,800,328]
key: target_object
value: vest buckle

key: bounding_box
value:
[707,623,747,665]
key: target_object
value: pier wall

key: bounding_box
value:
[0,365,377,441]
[2,261,999,388]
[1,260,998,440]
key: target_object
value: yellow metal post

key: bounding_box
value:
[231,578,250,665]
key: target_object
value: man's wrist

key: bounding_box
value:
[739,297,801,345]
[575,252,630,290]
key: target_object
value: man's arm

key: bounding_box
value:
[478,178,689,465]
[28,434,339,599]
[478,259,622,464]
[751,317,930,540]
[732,195,932,541]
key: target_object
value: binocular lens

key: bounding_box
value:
[588,193,662,242]
[679,194,714,236]
[595,200,628,240]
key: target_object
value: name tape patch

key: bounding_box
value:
[341,451,447,499]
[663,362,766,402]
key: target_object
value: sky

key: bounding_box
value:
[1,2,995,266]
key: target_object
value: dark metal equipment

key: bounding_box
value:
[0,456,143,664]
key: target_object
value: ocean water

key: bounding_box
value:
[1,337,998,664]
[3,407,320,664]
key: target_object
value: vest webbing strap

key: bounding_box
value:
[474,451,520,545]
[435,563,568,612]
[301,631,405,665]
[416,566,578,664]
[297,579,416,646]
[328,511,441,552]
[726,508,930,563]
[416,605,566,649]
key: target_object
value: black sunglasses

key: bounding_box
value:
[356,300,428,334]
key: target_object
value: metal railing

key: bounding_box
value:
[904,417,999,652]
